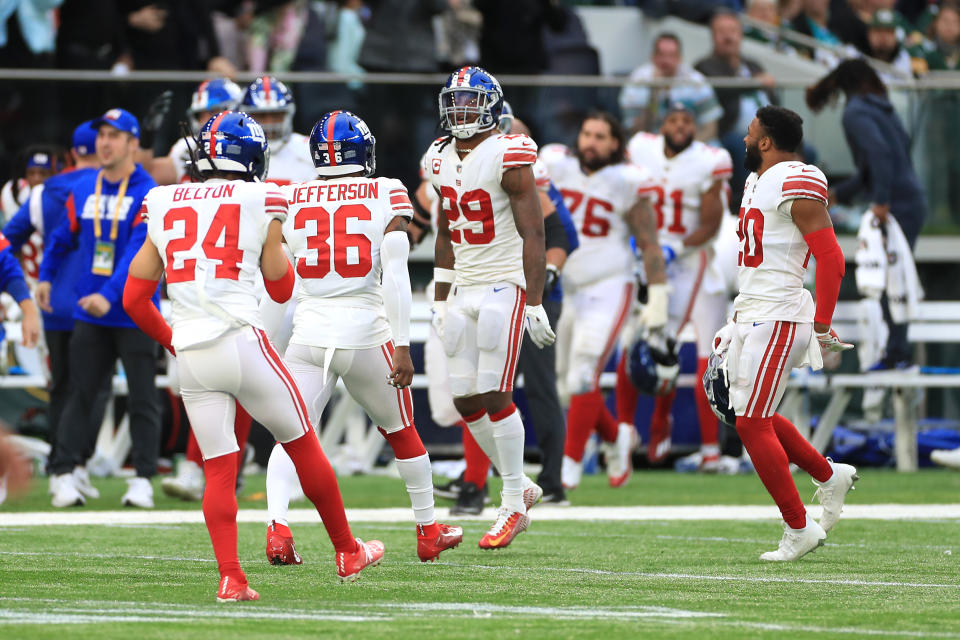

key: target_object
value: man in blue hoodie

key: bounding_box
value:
[35,109,162,509]
[3,120,111,495]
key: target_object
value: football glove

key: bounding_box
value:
[639,283,668,330]
[816,327,855,353]
[525,304,556,348]
[713,321,735,355]
[140,89,173,151]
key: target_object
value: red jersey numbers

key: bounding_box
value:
[294,204,373,279]
[737,207,764,268]
[559,189,613,237]
[650,186,686,234]
[439,186,495,245]
[164,204,243,283]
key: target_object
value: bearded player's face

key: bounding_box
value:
[576,118,619,171]
[743,118,764,172]
[661,111,695,154]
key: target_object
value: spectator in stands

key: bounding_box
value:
[789,0,844,58]
[476,0,566,75]
[619,33,722,140]
[327,0,367,77]
[436,0,483,69]
[920,1,960,71]
[246,1,309,73]
[123,1,235,75]
[867,9,920,78]
[829,0,871,55]
[36,109,162,509]
[807,58,926,368]
[695,10,775,207]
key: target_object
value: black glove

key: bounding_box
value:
[140,90,173,152]
[544,263,560,297]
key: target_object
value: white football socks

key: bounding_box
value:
[395,453,435,525]
[491,407,526,513]
[265,442,299,528]
[465,412,502,470]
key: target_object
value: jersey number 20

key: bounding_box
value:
[737,207,764,267]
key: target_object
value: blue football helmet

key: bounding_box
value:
[627,333,679,396]
[439,66,504,139]
[240,76,296,147]
[309,110,376,177]
[195,111,269,181]
[497,100,514,134]
[188,78,242,132]
[702,351,736,426]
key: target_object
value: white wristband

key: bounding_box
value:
[434,267,456,284]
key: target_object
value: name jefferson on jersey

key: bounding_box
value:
[420,133,538,288]
[144,180,287,350]
[281,176,414,349]
[734,161,828,323]
[627,133,733,262]
[539,143,654,288]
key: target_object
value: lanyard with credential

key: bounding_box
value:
[93,170,130,242]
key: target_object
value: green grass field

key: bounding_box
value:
[2,471,959,638]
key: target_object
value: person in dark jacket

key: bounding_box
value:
[806,58,927,368]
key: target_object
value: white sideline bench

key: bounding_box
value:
[2,299,959,473]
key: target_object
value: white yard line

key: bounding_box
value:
[1,598,956,637]
[419,561,960,590]
[2,503,958,526]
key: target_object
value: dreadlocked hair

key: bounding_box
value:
[806,58,888,113]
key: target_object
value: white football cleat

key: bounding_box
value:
[73,466,100,499]
[931,447,960,470]
[561,455,582,491]
[122,477,155,508]
[812,460,859,533]
[161,459,204,501]
[51,473,85,508]
[760,515,826,561]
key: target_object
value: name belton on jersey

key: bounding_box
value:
[538,143,655,289]
[141,180,289,351]
[626,132,733,257]
[419,133,538,288]
[735,160,829,323]
[279,177,414,350]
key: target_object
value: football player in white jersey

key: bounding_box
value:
[423,66,554,549]
[123,111,384,600]
[263,110,463,565]
[540,111,668,491]
[624,103,732,470]
[709,106,858,561]
[239,76,315,186]
[149,78,243,186]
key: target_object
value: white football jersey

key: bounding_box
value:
[420,133,538,288]
[282,176,414,349]
[626,133,733,263]
[167,132,314,185]
[265,132,316,187]
[539,143,654,288]
[144,179,287,350]
[733,160,829,323]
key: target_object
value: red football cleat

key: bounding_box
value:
[266,521,302,566]
[216,576,259,602]
[478,507,529,550]
[417,523,463,562]
[337,538,384,583]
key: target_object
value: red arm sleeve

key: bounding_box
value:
[122,275,174,354]
[804,227,845,326]
[264,260,295,303]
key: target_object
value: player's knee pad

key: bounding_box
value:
[441,311,467,357]
[565,323,607,395]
